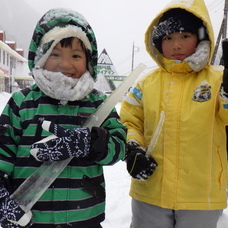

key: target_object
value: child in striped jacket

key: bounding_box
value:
[0,8,126,228]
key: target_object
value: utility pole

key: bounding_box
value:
[131,42,135,71]
[131,42,140,71]
[211,0,228,65]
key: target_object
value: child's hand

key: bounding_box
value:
[0,186,33,227]
[124,141,157,180]
[30,121,91,162]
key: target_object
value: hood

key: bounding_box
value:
[28,8,98,79]
[145,0,214,69]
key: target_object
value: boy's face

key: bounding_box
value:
[161,32,198,61]
[44,37,87,78]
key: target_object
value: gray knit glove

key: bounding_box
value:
[30,120,91,162]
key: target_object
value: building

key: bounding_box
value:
[95,49,126,94]
[0,30,33,93]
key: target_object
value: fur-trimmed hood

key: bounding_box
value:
[28,8,98,79]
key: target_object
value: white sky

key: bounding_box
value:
[24,0,224,76]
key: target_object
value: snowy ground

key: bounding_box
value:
[102,162,228,228]
[0,93,227,228]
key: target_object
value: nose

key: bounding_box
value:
[172,40,182,50]
[59,57,72,69]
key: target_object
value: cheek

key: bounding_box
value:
[43,59,55,71]
[78,60,87,72]
[187,42,198,55]
[162,44,171,58]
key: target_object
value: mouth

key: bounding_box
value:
[62,72,76,78]
[172,54,184,60]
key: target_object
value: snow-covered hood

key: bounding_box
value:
[28,8,98,79]
[145,0,214,70]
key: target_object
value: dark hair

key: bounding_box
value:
[60,37,89,69]
[60,37,86,50]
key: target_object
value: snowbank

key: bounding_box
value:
[0,92,11,113]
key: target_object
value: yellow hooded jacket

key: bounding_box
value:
[120,0,228,210]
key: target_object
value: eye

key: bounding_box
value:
[182,34,191,39]
[49,53,59,57]
[162,36,172,41]
[72,54,81,59]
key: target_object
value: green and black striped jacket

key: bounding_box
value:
[0,84,126,227]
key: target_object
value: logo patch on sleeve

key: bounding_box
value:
[132,87,142,100]
[192,81,211,102]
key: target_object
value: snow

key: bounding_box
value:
[102,161,228,228]
[0,92,11,113]
[0,41,27,62]
[33,69,94,102]
[0,93,227,227]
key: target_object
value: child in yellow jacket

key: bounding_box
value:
[120,0,228,227]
